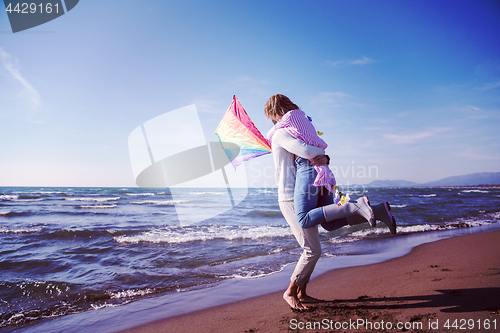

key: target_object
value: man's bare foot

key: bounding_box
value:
[298,295,325,303]
[283,291,307,310]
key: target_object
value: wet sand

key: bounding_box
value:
[122,230,500,332]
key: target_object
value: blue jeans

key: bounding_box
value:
[294,157,347,230]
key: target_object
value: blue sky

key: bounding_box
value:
[1,0,499,187]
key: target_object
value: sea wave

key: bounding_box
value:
[16,198,45,202]
[75,205,118,209]
[114,225,292,244]
[418,194,436,197]
[0,227,42,234]
[130,200,186,206]
[65,197,121,202]
[326,213,500,245]
[0,194,46,202]
[461,189,490,193]
[189,191,228,195]
[12,191,66,194]
[90,303,122,311]
[53,210,111,216]
[391,204,408,208]
[0,195,19,201]
[17,195,42,199]
[0,210,33,217]
[250,189,277,195]
[227,266,287,279]
[109,288,155,299]
[125,193,155,196]
[0,280,88,328]
[247,210,283,218]
[48,229,113,238]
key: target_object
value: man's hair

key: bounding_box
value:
[264,94,299,124]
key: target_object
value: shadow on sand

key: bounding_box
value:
[319,287,500,314]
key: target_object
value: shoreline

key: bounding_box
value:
[10,224,500,333]
[121,228,500,333]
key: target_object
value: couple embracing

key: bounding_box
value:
[263,94,397,311]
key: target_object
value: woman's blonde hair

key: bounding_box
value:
[264,94,299,124]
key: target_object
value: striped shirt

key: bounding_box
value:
[267,109,336,193]
[267,109,327,149]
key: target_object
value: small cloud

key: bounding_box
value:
[456,147,499,160]
[222,76,272,99]
[475,81,500,90]
[328,56,376,68]
[384,127,449,144]
[191,99,222,114]
[462,105,500,119]
[373,118,391,124]
[0,47,41,110]
[310,91,352,110]
[349,56,376,65]
[397,111,411,118]
[465,105,481,111]
[225,76,270,88]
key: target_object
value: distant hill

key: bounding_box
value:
[366,172,500,187]
[422,172,500,187]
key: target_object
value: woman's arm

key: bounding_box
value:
[310,155,329,166]
[272,128,325,159]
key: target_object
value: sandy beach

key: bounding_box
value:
[122,230,500,333]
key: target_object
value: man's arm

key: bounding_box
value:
[273,129,325,159]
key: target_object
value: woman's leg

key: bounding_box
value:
[294,158,328,228]
[294,158,349,230]
[316,186,349,231]
[279,201,321,308]
[322,196,375,225]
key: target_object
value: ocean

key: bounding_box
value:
[1,186,499,331]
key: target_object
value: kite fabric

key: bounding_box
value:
[215,95,272,169]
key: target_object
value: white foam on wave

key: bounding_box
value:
[130,200,186,206]
[251,189,277,195]
[76,205,118,209]
[114,225,292,244]
[352,227,393,238]
[189,191,227,195]
[0,227,42,234]
[461,189,490,193]
[15,191,66,195]
[16,198,44,202]
[327,213,499,245]
[0,195,19,201]
[90,303,122,310]
[227,265,287,280]
[110,288,155,299]
[327,224,435,245]
[391,204,408,208]
[65,197,120,202]
[126,193,155,196]
[327,237,358,244]
[269,247,284,254]
[418,194,436,197]
[0,210,11,216]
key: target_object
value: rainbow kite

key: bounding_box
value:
[215,95,272,169]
